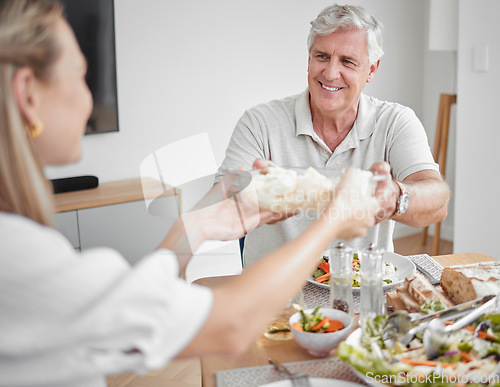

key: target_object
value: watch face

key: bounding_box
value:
[399,193,410,214]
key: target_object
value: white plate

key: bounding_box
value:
[259,378,360,387]
[343,329,386,387]
[307,252,415,292]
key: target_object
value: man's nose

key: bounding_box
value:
[323,60,341,80]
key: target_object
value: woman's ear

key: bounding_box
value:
[11,66,39,126]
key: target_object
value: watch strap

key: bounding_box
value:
[393,180,409,216]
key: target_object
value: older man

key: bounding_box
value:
[219,4,450,267]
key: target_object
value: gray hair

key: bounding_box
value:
[307,4,384,65]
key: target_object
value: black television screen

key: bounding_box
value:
[61,0,119,134]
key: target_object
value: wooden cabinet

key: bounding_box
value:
[52,179,180,264]
[53,210,80,249]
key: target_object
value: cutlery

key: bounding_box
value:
[413,261,440,285]
[268,358,311,387]
[383,295,495,346]
[423,296,496,359]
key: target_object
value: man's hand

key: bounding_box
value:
[252,158,274,170]
[369,161,399,223]
[369,161,450,227]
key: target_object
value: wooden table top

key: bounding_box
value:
[195,252,497,387]
[54,178,178,212]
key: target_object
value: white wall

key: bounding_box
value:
[46,0,426,184]
[453,0,500,258]
[46,1,468,247]
[398,0,457,241]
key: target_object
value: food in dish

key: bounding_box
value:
[252,166,375,215]
[292,306,345,333]
[441,262,500,304]
[340,313,500,386]
[396,271,454,313]
[312,254,399,287]
[307,252,414,291]
[289,307,352,356]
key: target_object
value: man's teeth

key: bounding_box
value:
[322,84,341,91]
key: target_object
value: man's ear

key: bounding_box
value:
[366,59,380,83]
[11,66,39,126]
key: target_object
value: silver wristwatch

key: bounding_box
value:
[393,180,410,215]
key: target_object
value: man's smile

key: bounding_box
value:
[320,82,343,92]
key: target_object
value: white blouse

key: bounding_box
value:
[0,212,213,387]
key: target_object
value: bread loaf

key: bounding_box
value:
[403,271,454,308]
[440,261,500,304]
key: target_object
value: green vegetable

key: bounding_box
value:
[297,306,343,333]
[420,299,446,314]
[361,314,388,350]
[312,268,326,279]
[338,342,412,378]
[436,353,461,364]
[458,341,473,352]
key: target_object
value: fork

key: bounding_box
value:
[268,358,311,387]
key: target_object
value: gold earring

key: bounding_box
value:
[28,120,44,139]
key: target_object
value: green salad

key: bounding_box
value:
[338,313,500,386]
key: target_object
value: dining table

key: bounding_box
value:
[194,252,497,387]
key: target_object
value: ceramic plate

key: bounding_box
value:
[259,378,361,387]
[343,329,386,387]
[307,252,415,292]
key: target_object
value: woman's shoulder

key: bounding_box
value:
[0,211,49,234]
[0,211,75,259]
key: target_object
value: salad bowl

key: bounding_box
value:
[289,307,353,357]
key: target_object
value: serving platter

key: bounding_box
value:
[343,328,386,387]
[259,378,361,387]
[307,252,415,292]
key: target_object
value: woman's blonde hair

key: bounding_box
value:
[0,0,63,225]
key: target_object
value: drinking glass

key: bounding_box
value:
[263,290,306,340]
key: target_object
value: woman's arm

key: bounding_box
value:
[177,167,379,357]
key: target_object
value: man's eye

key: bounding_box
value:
[315,54,329,61]
[343,59,355,66]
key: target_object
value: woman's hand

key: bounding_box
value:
[323,167,381,241]
[182,171,276,243]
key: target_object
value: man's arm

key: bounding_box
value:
[371,163,450,228]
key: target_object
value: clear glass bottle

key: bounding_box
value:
[359,244,385,325]
[329,242,354,318]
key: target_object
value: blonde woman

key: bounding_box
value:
[0,1,380,386]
